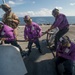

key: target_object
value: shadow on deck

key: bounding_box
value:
[23,40,58,75]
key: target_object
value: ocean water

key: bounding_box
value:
[19,16,75,25]
[0,16,75,26]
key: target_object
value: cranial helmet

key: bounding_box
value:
[52,8,59,16]
[24,15,31,20]
[59,36,71,45]
[1,4,11,12]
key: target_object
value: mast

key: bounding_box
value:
[2,0,5,4]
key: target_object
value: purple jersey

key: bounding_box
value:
[24,22,42,41]
[56,42,75,61]
[0,25,15,41]
[53,14,69,30]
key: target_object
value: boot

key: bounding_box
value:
[38,48,42,53]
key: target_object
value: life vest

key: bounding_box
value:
[2,12,19,29]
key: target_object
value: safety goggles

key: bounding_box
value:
[2,7,11,12]
[24,19,31,23]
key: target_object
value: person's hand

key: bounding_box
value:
[42,33,44,36]
[42,29,50,36]
[25,38,28,42]
[42,32,46,36]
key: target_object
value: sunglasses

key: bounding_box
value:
[24,20,30,23]
[24,18,31,22]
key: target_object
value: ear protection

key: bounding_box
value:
[59,36,71,45]
[1,4,11,12]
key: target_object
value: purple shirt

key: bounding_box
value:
[24,22,42,41]
[56,42,75,61]
[0,25,15,41]
[53,13,69,30]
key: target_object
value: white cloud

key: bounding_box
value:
[55,7,63,10]
[70,3,75,6]
[7,0,24,6]
[8,1,15,5]
[15,7,75,17]
[18,0,23,1]
[15,8,52,17]
[32,1,35,4]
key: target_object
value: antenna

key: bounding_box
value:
[2,0,5,4]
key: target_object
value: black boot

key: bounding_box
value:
[38,48,42,53]
[21,51,27,57]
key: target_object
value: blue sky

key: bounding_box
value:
[0,0,75,17]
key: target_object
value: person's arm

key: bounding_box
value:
[13,28,18,40]
[42,25,55,36]
[52,15,64,28]
[36,24,42,37]
[59,52,75,61]
[42,15,64,36]
[12,13,19,39]
[12,13,19,25]
[56,43,63,57]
